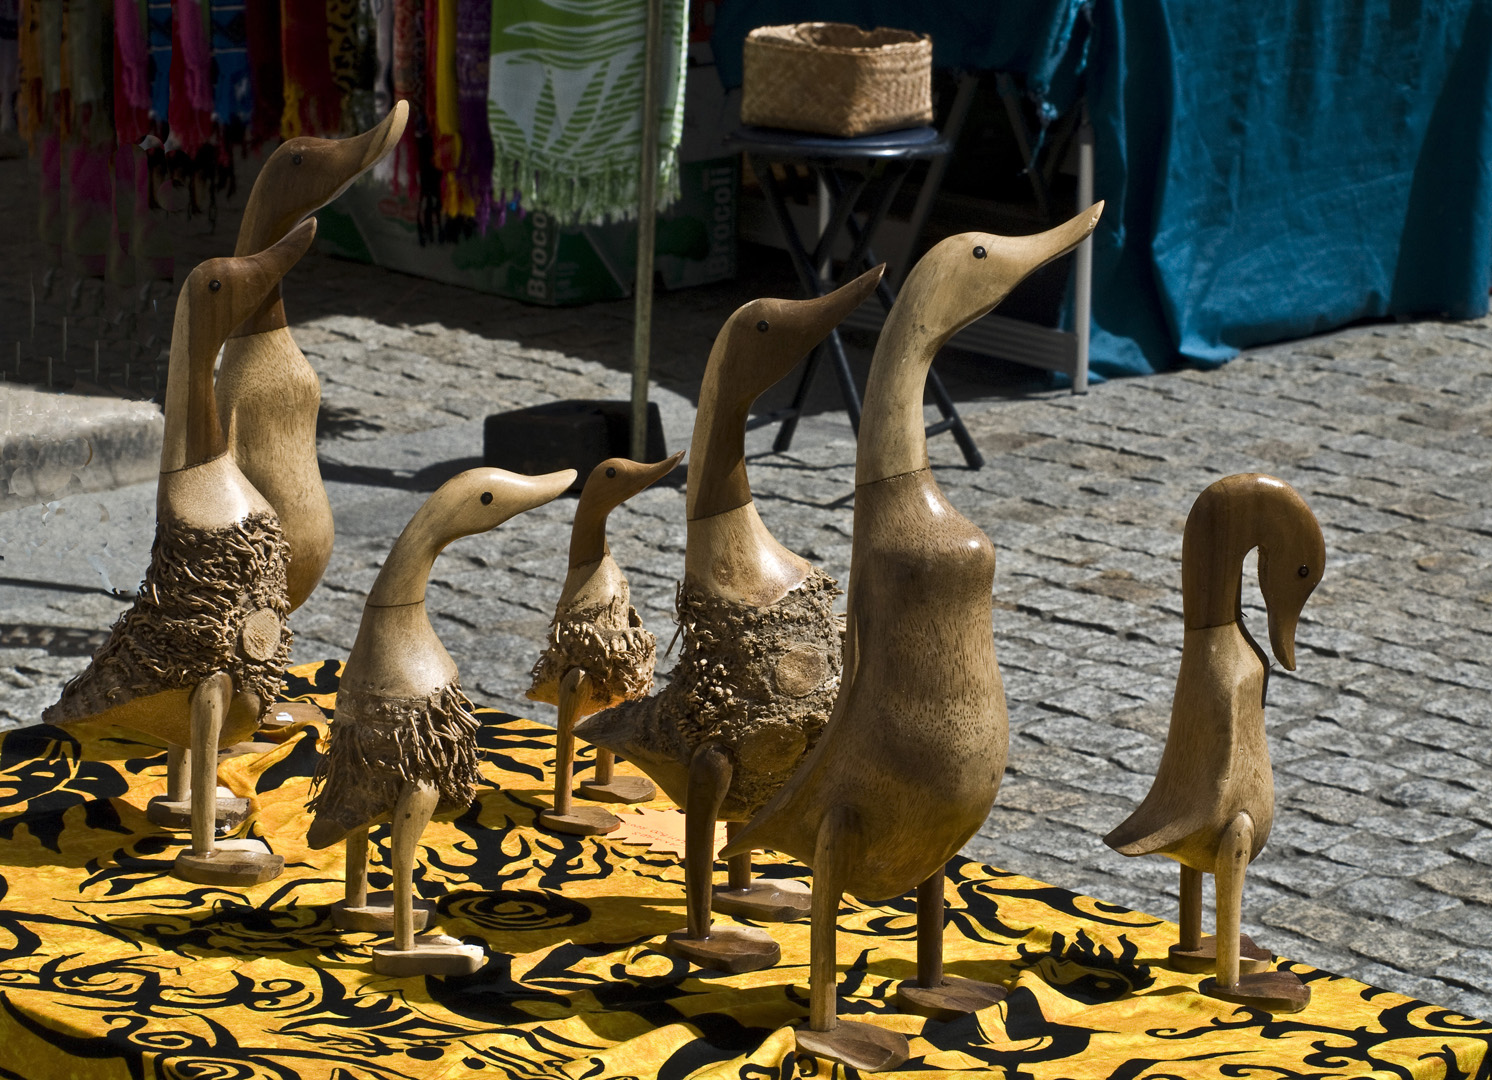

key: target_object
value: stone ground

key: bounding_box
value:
[2,153,1491,1020]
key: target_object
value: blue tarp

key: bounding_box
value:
[712,0,1492,377]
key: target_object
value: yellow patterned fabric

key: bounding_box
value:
[0,660,1486,1079]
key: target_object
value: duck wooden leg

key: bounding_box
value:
[712,820,812,922]
[1201,813,1308,1013]
[539,670,621,836]
[575,747,656,804]
[1169,861,1270,975]
[664,744,779,974]
[797,806,908,1073]
[147,741,250,832]
[330,825,433,933]
[893,864,1005,1020]
[373,780,484,977]
[173,674,284,886]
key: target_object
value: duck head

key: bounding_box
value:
[688,265,884,520]
[368,466,577,607]
[1255,482,1326,670]
[1181,473,1325,670]
[162,218,319,472]
[859,204,1103,484]
[570,451,685,567]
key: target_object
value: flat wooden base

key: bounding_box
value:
[261,701,326,728]
[172,838,284,886]
[1202,971,1311,1013]
[1169,933,1272,975]
[796,1021,910,1073]
[538,805,621,836]
[712,878,811,922]
[663,925,780,974]
[894,975,1007,1021]
[575,775,656,804]
[220,740,278,759]
[146,791,248,832]
[331,891,435,933]
[373,934,485,977]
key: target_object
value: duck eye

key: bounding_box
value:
[973,246,987,259]
[756,319,769,332]
[208,279,221,292]
[480,492,493,505]
[291,153,303,166]
[1297,564,1310,578]
[605,466,616,478]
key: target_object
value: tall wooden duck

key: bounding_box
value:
[306,466,575,976]
[723,208,1103,1072]
[216,101,408,615]
[1104,473,1325,1014]
[528,452,685,837]
[43,221,321,888]
[576,266,883,975]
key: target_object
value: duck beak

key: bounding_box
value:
[1267,606,1299,671]
[981,202,1103,306]
[784,264,885,339]
[599,449,687,502]
[324,100,409,199]
[223,217,318,331]
[495,468,578,521]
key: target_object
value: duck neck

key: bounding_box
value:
[229,202,291,337]
[1181,483,1269,630]
[160,292,226,473]
[856,300,942,485]
[686,335,755,520]
[367,502,449,608]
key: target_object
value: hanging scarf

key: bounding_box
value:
[145,0,170,128]
[280,0,340,137]
[168,0,213,154]
[244,0,279,144]
[113,0,150,144]
[486,0,689,223]
[328,0,378,135]
[455,0,492,228]
[16,0,42,143]
[210,0,253,132]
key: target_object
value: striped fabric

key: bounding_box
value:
[486,0,688,223]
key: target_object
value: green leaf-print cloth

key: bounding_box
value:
[488,0,688,223]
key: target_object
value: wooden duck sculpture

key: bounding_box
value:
[1104,473,1325,1014]
[576,266,883,975]
[43,220,321,888]
[722,207,1103,1072]
[528,452,685,837]
[216,101,408,615]
[306,466,575,976]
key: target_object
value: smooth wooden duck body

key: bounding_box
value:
[529,453,683,835]
[722,208,1103,1070]
[1104,472,1325,1013]
[44,221,321,888]
[305,466,574,974]
[216,102,407,611]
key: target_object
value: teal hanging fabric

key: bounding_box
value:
[486,0,688,223]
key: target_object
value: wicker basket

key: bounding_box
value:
[740,23,933,138]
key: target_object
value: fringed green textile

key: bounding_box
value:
[486,0,688,224]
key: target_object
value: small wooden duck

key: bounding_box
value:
[577,266,883,974]
[43,221,321,888]
[723,208,1103,1072]
[216,101,408,615]
[528,452,685,837]
[306,466,575,976]
[1104,473,1325,1014]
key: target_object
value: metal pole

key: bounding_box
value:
[630,0,664,460]
[1073,101,1095,394]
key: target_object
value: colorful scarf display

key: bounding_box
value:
[210,0,253,132]
[167,0,213,156]
[280,0,340,138]
[486,0,689,223]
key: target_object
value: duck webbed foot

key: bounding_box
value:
[1198,813,1309,1014]
[798,804,909,1073]
[330,824,433,933]
[893,864,1006,1021]
[373,780,484,977]
[663,743,779,974]
[147,742,251,831]
[712,820,811,923]
[172,675,285,887]
[539,670,623,837]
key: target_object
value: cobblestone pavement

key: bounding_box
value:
[3,155,1491,1018]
